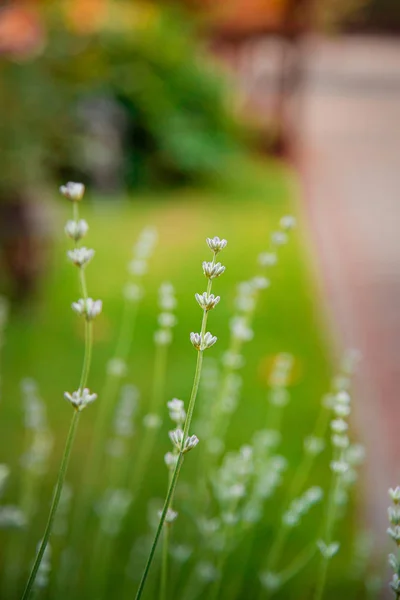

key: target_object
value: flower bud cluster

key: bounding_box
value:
[206,236,227,254]
[64,388,97,411]
[60,182,85,202]
[257,214,296,268]
[195,292,220,311]
[202,261,225,279]
[64,219,89,242]
[67,247,95,268]
[282,486,323,528]
[72,298,102,321]
[168,428,199,454]
[154,282,177,346]
[167,398,186,426]
[190,331,217,351]
[190,236,226,353]
[329,391,352,476]
[317,540,340,559]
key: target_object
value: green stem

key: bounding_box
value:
[134,254,217,600]
[21,410,80,600]
[313,454,343,600]
[79,321,93,391]
[135,452,184,600]
[159,522,169,600]
[22,202,95,598]
[279,542,317,587]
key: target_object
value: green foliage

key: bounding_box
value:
[0,5,245,195]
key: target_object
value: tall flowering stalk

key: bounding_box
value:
[260,353,360,594]
[205,216,296,461]
[134,236,227,600]
[61,227,157,594]
[21,183,100,599]
[313,390,354,600]
[387,487,400,597]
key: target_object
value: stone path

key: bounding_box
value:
[293,35,400,539]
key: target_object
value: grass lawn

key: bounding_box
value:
[0,157,361,599]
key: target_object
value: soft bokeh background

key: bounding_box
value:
[1,1,400,598]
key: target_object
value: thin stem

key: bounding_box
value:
[135,453,184,600]
[134,253,217,600]
[279,542,317,587]
[21,410,80,600]
[159,522,169,600]
[21,201,96,598]
[79,321,93,391]
[313,452,343,600]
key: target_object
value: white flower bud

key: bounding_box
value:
[158,508,178,524]
[195,292,221,311]
[158,313,177,328]
[258,252,277,267]
[206,236,227,254]
[330,419,348,433]
[280,215,296,230]
[271,231,288,246]
[67,247,95,267]
[154,329,172,346]
[64,388,97,411]
[60,182,85,201]
[335,391,351,405]
[390,574,400,593]
[330,460,349,474]
[128,259,147,276]
[202,261,225,279]
[317,540,340,559]
[169,429,184,451]
[304,436,325,456]
[251,276,270,290]
[190,332,217,351]
[142,413,162,429]
[389,487,400,504]
[167,399,186,424]
[107,358,127,378]
[230,317,253,341]
[183,434,199,453]
[64,219,89,241]
[331,434,349,449]
[333,404,351,418]
[388,506,400,525]
[164,452,179,470]
[388,526,400,544]
[72,298,102,320]
[123,283,143,302]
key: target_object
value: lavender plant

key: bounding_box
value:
[0,189,376,600]
[21,182,100,599]
[134,235,227,600]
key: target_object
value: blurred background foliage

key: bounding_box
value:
[0,1,247,195]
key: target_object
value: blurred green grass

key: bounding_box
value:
[0,158,359,598]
